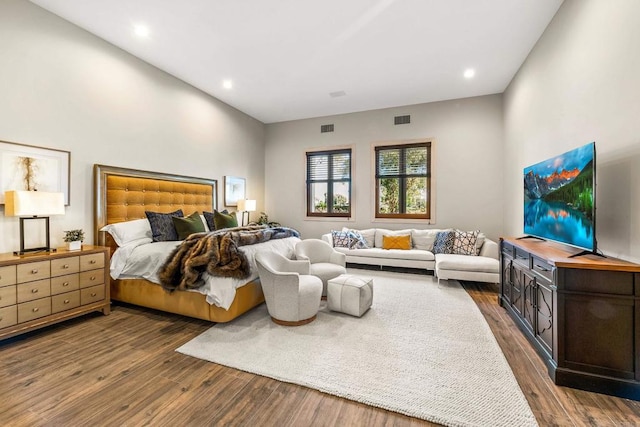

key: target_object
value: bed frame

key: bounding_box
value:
[93,164,265,322]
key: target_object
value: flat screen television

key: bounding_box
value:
[523,142,596,254]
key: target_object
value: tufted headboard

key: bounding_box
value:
[93,164,217,254]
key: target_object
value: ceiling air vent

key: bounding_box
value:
[394,115,411,125]
[321,124,334,133]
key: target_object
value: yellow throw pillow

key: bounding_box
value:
[382,234,411,250]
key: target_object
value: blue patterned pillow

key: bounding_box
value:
[433,230,455,254]
[145,209,184,242]
[348,230,369,249]
[331,230,351,248]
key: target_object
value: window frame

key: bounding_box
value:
[306,148,352,218]
[374,141,431,220]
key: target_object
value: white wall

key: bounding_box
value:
[504,0,640,262]
[0,0,265,254]
[265,95,504,241]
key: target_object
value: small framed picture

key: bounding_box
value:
[0,140,71,205]
[224,176,246,206]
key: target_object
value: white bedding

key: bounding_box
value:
[110,236,301,309]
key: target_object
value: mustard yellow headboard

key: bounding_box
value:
[93,164,217,253]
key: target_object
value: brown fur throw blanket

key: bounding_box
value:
[158,226,300,292]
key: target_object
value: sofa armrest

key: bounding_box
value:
[330,251,347,267]
[479,238,499,260]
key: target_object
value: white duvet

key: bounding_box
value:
[110,236,301,310]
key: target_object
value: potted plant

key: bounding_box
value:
[63,229,84,251]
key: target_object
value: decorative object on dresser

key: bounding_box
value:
[63,229,84,251]
[4,190,65,255]
[0,245,110,340]
[236,199,256,226]
[223,176,245,207]
[500,237,640,400]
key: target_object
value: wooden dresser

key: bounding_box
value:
[500,237,640,400]
[0,245,110,340]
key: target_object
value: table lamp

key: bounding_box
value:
[4,190,65,255]
[237,199,256,226]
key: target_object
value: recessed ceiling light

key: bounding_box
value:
[134,24,150,38]
[464,68,476,79]
[223,80,233,90]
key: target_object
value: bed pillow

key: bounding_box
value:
[382,234,411,250]
[100,218,152,247]
[203,209,228,231]
[213,209,238,230]
[433,230,455,254]
[172,211,206,240]
[453,230,480,256]
[145,209,184,242]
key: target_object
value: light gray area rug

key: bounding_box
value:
[177,270,537,427]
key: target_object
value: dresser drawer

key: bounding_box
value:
[18,298,52,323]
[0,285,17,308]
[0,305,18,329]
[17,279,51,303]
[17,261,50,283]
[51,274,80,295]
[52,291,80,313]
[80,269,104,288]
[0,265,17,287]
[80,253,104,271]
[51,257,80,277]
[81,285,105,305]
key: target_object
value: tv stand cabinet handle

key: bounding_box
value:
[535,264,550,272]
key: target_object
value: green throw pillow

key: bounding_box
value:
[213,209,238,230]
[172,211,205,240]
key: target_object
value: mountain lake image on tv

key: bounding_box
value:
[523,142,595,251]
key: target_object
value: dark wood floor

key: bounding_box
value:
[1,278,640,426]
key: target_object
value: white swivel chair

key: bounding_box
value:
[295,239,347,298]
[255,251,323,326]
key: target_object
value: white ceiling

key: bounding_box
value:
[30,0,563,124]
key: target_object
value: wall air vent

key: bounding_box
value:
[321,124,335,133]
[394,115,411,125]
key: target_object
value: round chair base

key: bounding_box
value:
[271,315,317,326]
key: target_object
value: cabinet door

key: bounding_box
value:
[522,271,536,333]
[511,264,524,315]
[535,279,553,354]
[501,255,512,304]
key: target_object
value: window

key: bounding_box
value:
[375,142,431,219]
[306,149,351,217]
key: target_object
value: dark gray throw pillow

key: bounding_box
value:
[203,209,228,231]
[145,209,184,241]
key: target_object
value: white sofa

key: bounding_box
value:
[321,228,500,284]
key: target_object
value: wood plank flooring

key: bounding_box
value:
[1,276,639,426]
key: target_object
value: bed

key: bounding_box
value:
[93,164,279,322]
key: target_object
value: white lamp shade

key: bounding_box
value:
[4,191,65,217]
[237,199,256,212]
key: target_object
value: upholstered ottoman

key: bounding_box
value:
[327,274,373,317]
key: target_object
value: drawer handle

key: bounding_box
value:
[63,264,69,269]
[535,264,550,272]
[63,282,70,287]
[64,299,70,304]
[90,260,96,264]
[31,269,38,274]
[90,276,96,281]
[31,289,38,293]
[91,292,97,297]
[33,307,39,312]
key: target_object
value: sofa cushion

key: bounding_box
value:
[374,229,412,248]
[382,234,411,250]
[453,230,479,255]
[341,247,434,261]
[435,254,499,273]
[433,230,454,254]
[411,229,439,250]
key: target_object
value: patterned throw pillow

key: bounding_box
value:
[382,234,411,250]
[331,230,351,248]
[172,211,206,240]
[348,230,369,249]
[145,209,184,242]
[433,230,455,254]
[453,230,480,256]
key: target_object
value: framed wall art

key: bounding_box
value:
[0,140,71,205]
[224,176,245,206]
